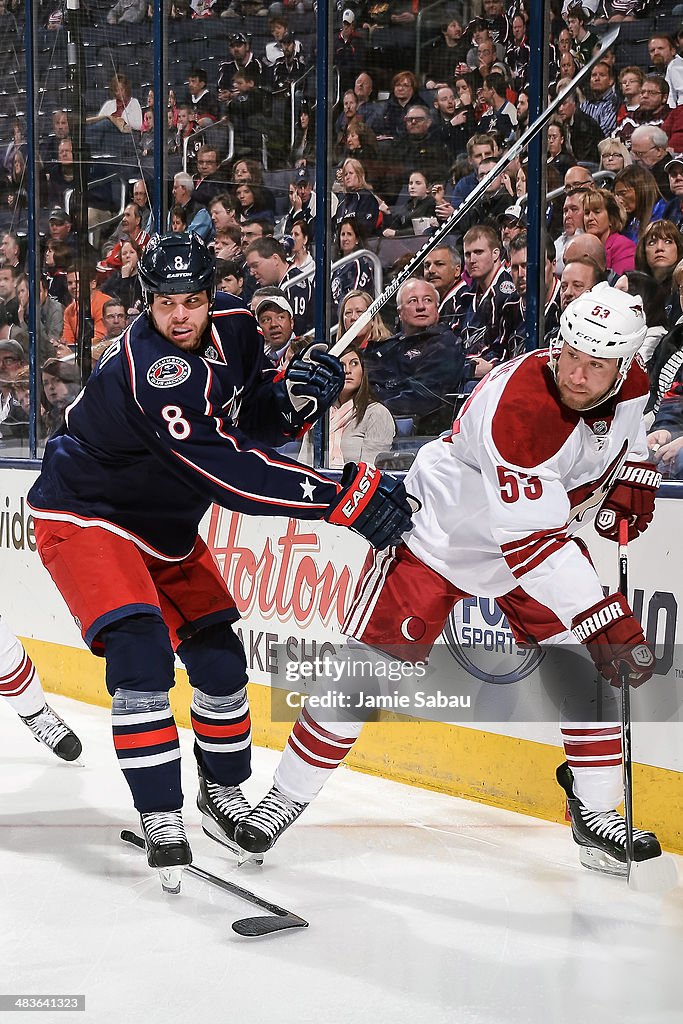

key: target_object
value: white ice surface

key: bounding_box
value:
[1,694,682,1024]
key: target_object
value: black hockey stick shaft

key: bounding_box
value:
[120,830,309,935]
[329,24,620,358]
[618,521,635,873]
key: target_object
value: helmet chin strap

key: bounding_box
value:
[548,345,629,412]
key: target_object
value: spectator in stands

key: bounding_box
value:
[107,0,146,24]
[362,0,417,72]
[597,138,632,174]
[226,68,268,156]
[299,343,395,468]
[0,339,28,436]
[186,67,220,127]
[208,193,238,235]
[387,105,450,195]
[193,146,228,206]
[85,73,143,150]
[555,190,585,274]
[62,264,109,348]
[458,157,513,234]
[353,72,384,136]
[448,133,496,210]
[478,72,517,143]
[290,102,316,167]
[662,158,683,232]
[615,271,669,367]
[432,84,477,167]
[635,220,683,314]
[240,219,272,250]
[96,203,149,279]
[506,10,530,92]
[91,299,127,360]
[630,125,673,200]
[583,188,635,275]
[481,0,511,47]
[498,203,527,259]
[335,90,360,145]
[2,118,27,177]
[462,224,515,377]
[382,72,424,139]
[46,138,75,210]
[363,278,466,438]
[168,172,213,239]
[648,34,677,77]
[215,257,243,296]
[39,109,71,166]
[271,32,307,91]
[1,232,22,271]
[333,9,365,92]
[212,223,242,261]
[616,67,644,126]
[264,15,302,67]
[218,32,264,102]
[43,238,71,305]
[665,44,683,109]
[564,164,595,195]
[556,79,604,164]
[234,182,275,225]
[41,357,80,436]
[289,216,313,274]
[338,119,379,179]
[168,104,196,158]
[334,159,383,235]
[580,60,618,137]
[613,165,665,245]
[331,215,375,311]
[547,119,575,177]
[101,238,143,313]
[616,76,670,146]
[564,3,598,65]
[0,264,19,323]
[33,275,64,359]
[282,168,317,233]
[423,242,473,335]
[466,21,506,70]
[230,158,277,216]
[170,204,188,231]
[382,171,436,238]
[559,254,605,311]
[337,289,392,350]
[252,290,295,363]
[506,232,561,350]
[425,16,468,89]
[243,236,312,335]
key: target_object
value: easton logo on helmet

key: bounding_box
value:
[147,356,191,388]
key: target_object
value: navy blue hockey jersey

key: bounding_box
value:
[28,293,340,558]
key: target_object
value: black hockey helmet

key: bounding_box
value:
[138,231,216,312]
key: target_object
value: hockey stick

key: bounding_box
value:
[120,830,310,936]
[617,524,677,894]
[328,24,620,358]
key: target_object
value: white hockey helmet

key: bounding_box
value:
[554,282,647,403]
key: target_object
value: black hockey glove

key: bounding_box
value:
[278,343,344,437]
[324,462,419,549]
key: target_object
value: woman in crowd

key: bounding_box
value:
[334,158,385,235]
[616,270,669,366]
[41,357,80,437]
[337,289,393,350]
[613,164,665,244]
[290,103,315,168]
[382,71,423,138]
[43,239,71,306]
[331,215,376,311]
[338,119,380,178]
[289,216,314,273]
[382,170,436,238]
[233,182,275,225]
[452,75,478,136]
[583,188,635,274]
[230,158,277,219]
[546,119,575,177]
[2,119,27,176]
[85,73,143,150]
[635,219,683,323]
[598,138,632,174]
[102,237,143,313]
[298,344,395,468]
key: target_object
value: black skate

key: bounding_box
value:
[234,785,308,855]
[139,810,192,894]
[196,765,262,865]
[556,762,661,876]
[20,704,82,762]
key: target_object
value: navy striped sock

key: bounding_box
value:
[112,690,182,813]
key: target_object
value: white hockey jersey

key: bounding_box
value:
[404,349,650,628]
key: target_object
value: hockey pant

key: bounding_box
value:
[0,616,49,718]
[274,633,623,812]
[105,616,251,814]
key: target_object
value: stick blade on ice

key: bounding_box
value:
[628,855,678,894]
[232,914,309,937]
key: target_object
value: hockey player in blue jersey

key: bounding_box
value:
[28,232,415,893]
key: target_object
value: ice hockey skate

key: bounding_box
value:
[196,764,263,865]
[234,786,308,855]
[139,810,192,894]
[556,762,662,876]
[20,704,82,762]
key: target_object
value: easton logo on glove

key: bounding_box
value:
[324,462,417,549]
[326,463,380,524]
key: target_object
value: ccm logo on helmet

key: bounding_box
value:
[572,600,626,642]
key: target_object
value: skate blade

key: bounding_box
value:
[201,815,264,867]
[628,855,678,894]
[579,845,626,877]
[159,865,185,894]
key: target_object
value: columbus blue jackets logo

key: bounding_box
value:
[147,356,191,388]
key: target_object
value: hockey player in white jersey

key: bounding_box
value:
[0,615,81,761]
[237,283,666,878]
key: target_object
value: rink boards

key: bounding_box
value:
[2,466,682,852]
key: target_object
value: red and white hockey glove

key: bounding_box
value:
[324,462,418,549]
[571,592,655,688]
[595,461,661,543]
